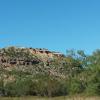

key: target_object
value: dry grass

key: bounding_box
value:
[0,96,100,100]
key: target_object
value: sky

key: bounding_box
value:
[0,0,100,54]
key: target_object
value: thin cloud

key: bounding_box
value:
[0,39,12,42]
[0,32,8,34]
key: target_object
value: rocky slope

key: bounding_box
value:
[0,47,67,82]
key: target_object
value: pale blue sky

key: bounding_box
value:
[0,0,100,54]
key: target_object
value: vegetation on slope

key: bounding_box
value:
[0,47,100,97]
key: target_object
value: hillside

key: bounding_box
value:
[0,47,66,78]
[0,47,100,97]
[0,47,64,67]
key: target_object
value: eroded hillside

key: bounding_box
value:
[0,47,67,81]
[0,47,99,97]
[0,47,64,67]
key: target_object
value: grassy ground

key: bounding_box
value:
[0,96,100,100]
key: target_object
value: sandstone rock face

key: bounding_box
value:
[0,47,64,67]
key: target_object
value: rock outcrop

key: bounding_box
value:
[0,47,64,67]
